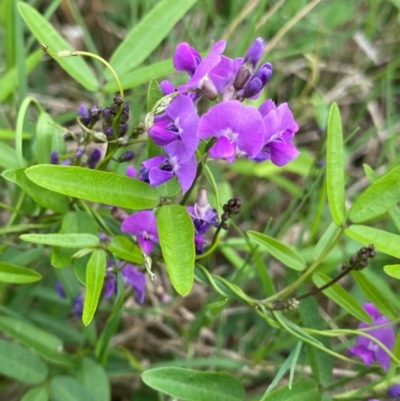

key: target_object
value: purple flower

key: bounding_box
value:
[78,104,91,126]
[195,235,207,254]
[348,303,395,371]
[88,148,102,169]
[121,211,159,254]
[139,142,196,194]
[160,80,176,95]
[178,40,226,97]
[173,43,202,77]
[126,165,136,178]
[148,95,199,160]
[197,100,265,163]
[242,62,273,99]
[187,188,219,236]
[51,151,59,165]
[253,100,299,166]
[388,384,400,397]
[72,294,84,317]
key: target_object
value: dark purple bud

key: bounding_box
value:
[72,295,84,317]
[105,126,114,139]
[102,107,113,123]
[89,105,102,119]
[118,150,134,162]
[55,281,67,298]
[78,104,89,118]
[233,65,251,91]
[139,166,150,183]
[120,104,129,123]
[118,123,128,137]
[51,151,59,165]
[113,95,124,105]
[88,148,102,169]
[243,37,264,70]
[76,148,85,158]
[201,78,219,100]
[243,77,263,98]
[255,62,272,86]
[195,235,207,255]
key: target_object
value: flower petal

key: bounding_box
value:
[121,265,146,303]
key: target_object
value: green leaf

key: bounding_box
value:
[351,271,398,320]
[141,368,244,401]
[104,59,174,93]
[326,102,346,225]
[344,225,400,258]
[21,386,48,401]
[0,338,48,384]
[76,358,110,401]
[312,222,341,261]
[384,264,400,279]
[0,49,43,103]
[107,236,144,264]
[50,376,97,401]
[18,3,99,91]
[247,231,306,271]
[36,111,64,164]
[0,141,22,169]
[299,294,332,386]
[0,261,42,283]
[20,233,99,248]
[157,205,195,296]
[349,165,400,223]
[0,128,31,139]
[0,314,73,366]
[25,165,160,210]
[312,272,372,323]
[106,0,198,79]
[2,168,69,213]
[52,211,99,268]
[82,250,106,326]
[260,381,319,401]
[147,79,164,112]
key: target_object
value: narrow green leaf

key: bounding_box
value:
[0,261,42,283]
[107,236,144,264]
[52,211,98,268]
[104,59,174,93]
[260,381,319,401]
[247,230,306,271]
[299,294,332,386]
[50,376,97,401]
[106,0,198,78]
[21,386,49,401]
[76,358,110,401]
[82,250,106,326]
[20,233,99,248]
[344,225,400,258]
[351,271,398,320]
[147,79,164,112]
[0,314,73,366]
[0,141,22,169]
[36,111,64,164]
[0,49,43,103]
[2,168,69,213]
[312,222,341,261]
[0,338,48,384]
[141,368,244,401]
[18,3,99,91]
[157,205,195,296]
[0,128,31,139]
[326,102,346,225]
[25,165,160,210]
[312,272,372,323]
[384,264,400,279]
[349,165,400,223]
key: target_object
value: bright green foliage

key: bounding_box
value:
[0,261,42,283]
[76,358,110,401]
[82,250,107,326]
[349,165,400,223]
[0,339,48,384]
[49,376,97,401]
[312,222,341,261]
[107,236,144,264]
[25,165,160,209]
[247,231,306,271]
[21,386,49,401]
[18,3,99,91]
[326,102,346,226]
[260,381,319,401]
[142,367,245,401]
[157,205,195,296]
[20,233,99,248]
[312,272,372,323]
[384,264,400,279]
[2,168,69,213]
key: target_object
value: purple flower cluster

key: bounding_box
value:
[141,37,299,193]
[348,303,395,371]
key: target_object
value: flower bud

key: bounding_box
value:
[200,78,219,100]
[88,148,102,169]
[118,123,128,137]
[233,65,251,90]
[51,151,59,165]
[102,107,113,123]
[243,77,263,98]
[118,150,134,162]
[243,37,264,70]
